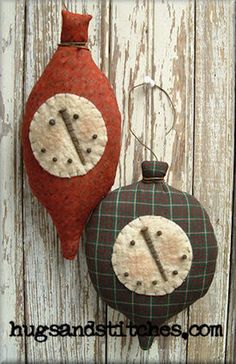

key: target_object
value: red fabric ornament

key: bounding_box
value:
[22,10,121,260]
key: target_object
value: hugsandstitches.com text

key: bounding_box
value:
[9,320,223,343]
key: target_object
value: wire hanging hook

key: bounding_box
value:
[128,76,176,160]
[62,1,68,10]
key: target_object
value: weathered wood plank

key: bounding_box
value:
[188,1,235,363]
[109,0,195,362]
[227,176,236,363]
[23,0,108,362]
[225,6,236,363]
[0,0,25,362]
[111,0,150,189]
[151,1,195,363]
[109,1,151,360]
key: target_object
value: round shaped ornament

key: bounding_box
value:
[85,161,218,349]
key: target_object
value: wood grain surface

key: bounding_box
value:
[0,0,234,363]
[0,0,25,362]
[188,2,235,363]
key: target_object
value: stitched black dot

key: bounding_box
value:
[92,134,97,139]
[73,114,79,120]
[152,280,158,285]
[182,254,187,260]
[137,281,142,286]
[130,240,135,246]
[67,158,73,164]
[124,272,129,277]
[157,231,162,236]
[52,157,57,162]
[173,270,178,275]
[49,119,56,126]
[87,148,91,153]
[41,148,46,153]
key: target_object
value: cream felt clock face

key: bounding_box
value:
[29,93,108,178]
[112,216,193,296]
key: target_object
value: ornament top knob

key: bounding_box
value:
[61,10,92,43]
[141,161,168,180]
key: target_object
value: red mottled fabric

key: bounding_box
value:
[22,10,121,260]
[61,10,92,42]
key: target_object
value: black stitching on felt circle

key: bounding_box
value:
[182,254,187,260]
[67,158,73,164]
[130,240,135,246]
[157,230,162,236]
[52,157,57,162]
[172,270,178,275]
[136,281,142,286]
[41,148,46,153]
[87,148,91,153]
[124,272,129,277]
[92,134,97,139]
[152,280,158,285]
[73,114,79,120]
[49,119,56,126]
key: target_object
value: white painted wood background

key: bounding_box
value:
[0,0,235,363]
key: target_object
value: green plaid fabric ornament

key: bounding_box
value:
[85,161,217,349]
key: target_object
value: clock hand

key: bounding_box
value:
[141,226,168,282]
[59,108,86,165]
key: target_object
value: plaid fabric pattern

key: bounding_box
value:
[85,162,217,349]
[142,160,168,178]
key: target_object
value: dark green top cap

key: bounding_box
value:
[141,161,169,178]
